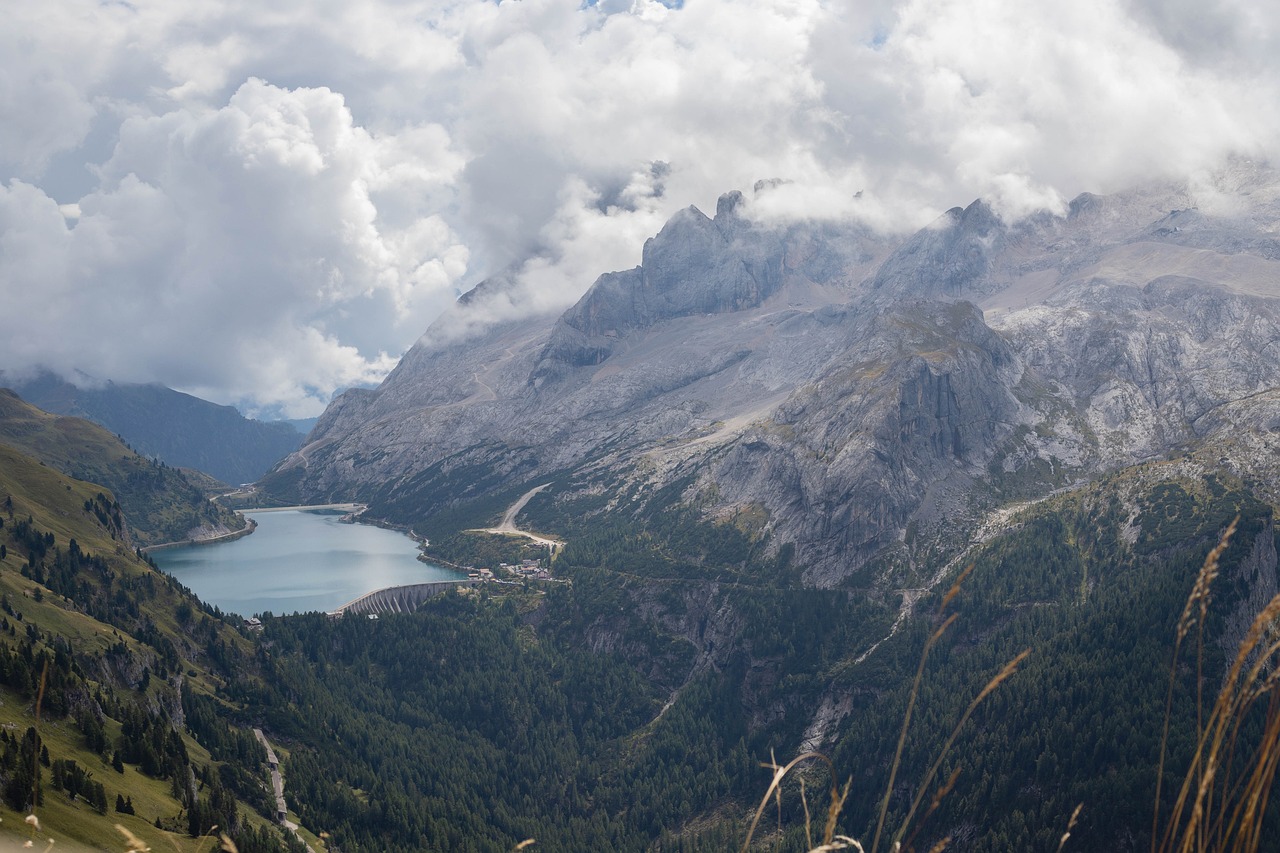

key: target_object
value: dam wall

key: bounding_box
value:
[333,580,479,616]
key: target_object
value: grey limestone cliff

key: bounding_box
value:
[263,166,1280,585]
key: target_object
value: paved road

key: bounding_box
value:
[254,728,317,853]
[496,483,551,530]
[241,503,366,514]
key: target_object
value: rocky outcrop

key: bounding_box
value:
[871,199,1005,300]
[1219,520,1279,663]
[704,300,1021,582]
[533,192,793,384]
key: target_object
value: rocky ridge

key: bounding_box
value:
[263,166,1280,585]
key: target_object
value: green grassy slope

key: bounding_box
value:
[0,390,243,547]
[0,441,295,853]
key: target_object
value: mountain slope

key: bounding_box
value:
[243,442,1279,851]
[6,374,303,486]
[262,168,1280,586]
[0,390,245,547]
[0,441,291,852]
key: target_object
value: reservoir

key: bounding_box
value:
[152,509,465,617]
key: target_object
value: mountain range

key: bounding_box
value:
[240,163,1280,850]
[4,373,305,486]
[0,389,246,547]
[261,162,1280,588]
[2,163,1279,850]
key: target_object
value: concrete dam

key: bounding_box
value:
[332,580,479,616]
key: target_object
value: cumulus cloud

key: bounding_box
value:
[1,78,465,416]
[2,0,1279,414]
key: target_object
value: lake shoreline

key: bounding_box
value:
[143,516,259,552]
[153,508,465,617]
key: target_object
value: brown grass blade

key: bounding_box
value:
[1056,802,1082,852]
[739,752,837,853]
[892,650,1030,849]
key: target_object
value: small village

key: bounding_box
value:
[467,558,553,582]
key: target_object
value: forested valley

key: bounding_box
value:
[232,458,1279,851]
[1,385,1278,851]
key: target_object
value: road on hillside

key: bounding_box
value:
[254,728,316,853]
[474,483,563,549]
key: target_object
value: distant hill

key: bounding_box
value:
[0,389,245,547]
[5,373,303,485]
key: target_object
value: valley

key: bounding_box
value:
[11,1,1280,850]
[244,170,1280,850]
[1,170,1279,851]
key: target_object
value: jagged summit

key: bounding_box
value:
[531,191,792,383]
[870,198,1003,300]
[262,172,1280,585]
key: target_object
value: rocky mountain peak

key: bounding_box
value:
[714,189,747,223]
[264,171,1280,587]
[531,193,789,383]
[871,198,1004,300]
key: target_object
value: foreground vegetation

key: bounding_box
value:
[231,455,1279,851]
[2,388,1279,851]
[0,440,297,851]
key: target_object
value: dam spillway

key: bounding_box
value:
[332,580,479,616]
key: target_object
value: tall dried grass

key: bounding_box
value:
[1155,517,1280,853]
[740,565,1030,853]
[743,516,1280,852]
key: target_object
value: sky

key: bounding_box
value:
[2,0,1278,418]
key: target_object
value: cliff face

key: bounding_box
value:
[703,300,1022,582]
[262,168,1280,585]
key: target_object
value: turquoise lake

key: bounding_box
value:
[152,509,464,617]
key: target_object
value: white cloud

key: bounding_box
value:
[1,78,466,417]
[2,0,1279,414]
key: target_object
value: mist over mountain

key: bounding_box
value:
[235,166,1280,849]
[2,165,1277,851]
[262,165,1280,585]
[5,373,305,486]
[10,2,1280,848]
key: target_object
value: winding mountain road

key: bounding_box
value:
[473,483,563,549]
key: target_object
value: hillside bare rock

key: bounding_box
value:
[263,167,1280,586]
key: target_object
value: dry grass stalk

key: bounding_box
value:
[1056,803,1082,853]
[1177,519,1236,643]
[808,838,864,853]
[1153,519,1238,851]
[870,569,970,853]
[1154,516,1280,852]
[891,650,1030,851]
[739,752,846,853]
[927,769,961,820]
[824,779,853,849]
[801,776,813,848]
[114,825,149,853]
[740,562,1027,853]
[899,768,961,853]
